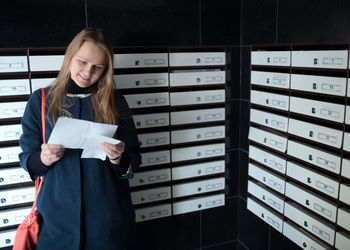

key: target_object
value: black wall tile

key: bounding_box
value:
[238,198,269,250]
[238,150,248,198]
[226,150,239,197]
[269,228,299,250]
[86,0,200,46]
[201,197,237,247]
[242,0,277,45]
[239,100,250,152]
[201,0,240,45]
[278,0,350,43]
[136,212,200,250]
[226,100,240,149]
[202,240,237,250]
[0,0,86,48]
[240,46,251,101]
[226,46,241,100]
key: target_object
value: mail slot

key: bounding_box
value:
[249,145,286,174]
[169,52,225,66]
[114,53,168,68]
[251,71,290,89]
[135,203,172,222]
[169,70,225,87]
[29,55,64,71]
[138,131,170,148]
[131,186,171,205]
[171,125,225,144]
[172,160,225,180]
[129,168,171,187]
[140,150,170,167]
[133,112,169,129]
[250,108,288,132]
[247,197,284,232]
[172,177,225,198]
[114,73,169,89]
[170,108,225,125]
[251,51,291,66]
[291,50,348,69]
[0,124,22,142]
[251,90,289,111]
[171,143,225,162]
[170,89,225,106]
[0,79,30,96]
[172,193,225,215]
[0,56,28,73]
[248,126,288,153]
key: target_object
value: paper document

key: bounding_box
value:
[48,117,120,160]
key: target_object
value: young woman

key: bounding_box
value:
[19,28,141,250]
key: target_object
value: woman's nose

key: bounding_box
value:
[83,65,93,77]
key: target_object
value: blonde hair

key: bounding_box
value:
[47,28,118,125]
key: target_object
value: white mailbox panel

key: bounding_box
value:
[339,183,350,206]
[335,231,350,250]
[248,163,285,194]
[0,56,28,73]
[288,118,343,149]
[114,73,169,89]
[346,106,350,125]
[341,158,350,179]
[0,186,35,207]
[248,180,284,214]
[250,109,289,132]
[131,186,171,205]
[114,53,168,68]
[124,92,169,109]
[171,143,225,162]
[172,160,225,180]
[286,161,339,199]
[0,146,22,164]
[247,197,284,232]
[170,108,225,125]
[172,193,225,215]
[291,74,346,96]
[248,126,288,153]
[0,79,30,96]
[140,150,170,167]
[284,202,335,245]
[170,89,225,106]
[0,124,22,142]
[0,229,16,248]
[0,102,27,119]
[251,90,289,111]
[129,168,171,187]
[342,132,350,152]
[169,70,225,87]
[0,167,31,186]
[287,140,341,174]
[138,131,170,148]
[285,182,337,223]
[0,206,31,228]
[30,78,55,92]
[289,96,345,123]
[171,125,225,144]
[169,52,225,66]
[250,71,290,89]
[172,177,225,198]
[29,55,64,71]
[251,51,291,66]
[135,203,172,222]
[249,145,286,174]
[133,112,169,129]
[292,50,348,69]
[337,207,350,231]
[283,221,330,250]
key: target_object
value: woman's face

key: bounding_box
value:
[70,41,107,88]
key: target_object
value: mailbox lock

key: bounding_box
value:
[262,195,266,200]
[302,242,307,248]
[196,116,201,121]
[139,178,145,183]
[5,239,11,244]
[309,131,313,137]
[307,177,312,183]
[197,187,202,192]
[135,81,140,86]
[0,198,6,203]
[196,58,201,63]
[135,60,140,66]
[196,78,201,83]
[198,204,202,208]
[314,58,318,64]
[0,178,3,182]
[261,213,264,218]
[137,100,142,105]
[136,122,141,127]
[305,199,310,206]
[309,155,313,161]
[197,170,202,174]
[3,219,9,224]
[304,221,308,227]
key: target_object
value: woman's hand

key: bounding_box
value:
[101,141,125,165]
[40,144,65,167]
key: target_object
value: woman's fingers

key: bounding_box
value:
[101,141,125,164]
[41,144,65,166]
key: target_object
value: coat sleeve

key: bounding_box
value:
[19,89,46,180]
[108,92,141,179]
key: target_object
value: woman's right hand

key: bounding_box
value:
[40,144,65,166]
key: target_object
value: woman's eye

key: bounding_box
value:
[79,60,87,65]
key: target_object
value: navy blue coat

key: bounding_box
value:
[19,88,141,250]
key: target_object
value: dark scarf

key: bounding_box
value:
[67,78,97,94]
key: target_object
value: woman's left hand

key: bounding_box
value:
[101,141,125,165]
